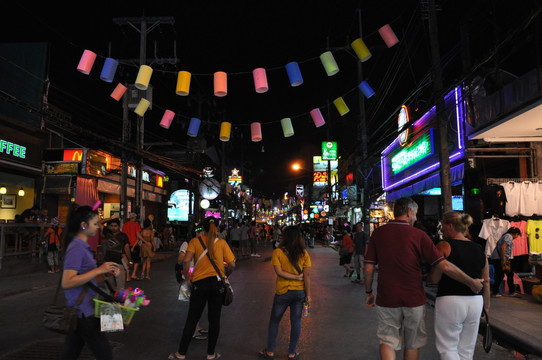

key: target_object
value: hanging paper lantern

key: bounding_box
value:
[310,108,325,128]
[281,118,294,137]
[219,121,231,141]
[135,65,153,90]
[214,71,228,97]
[319,51,339,76]
[187,117,201,137]
[77,49,97,75]
[351,38,372,62]
[110,83,127,101]
[285,61,303,87]
[251,122,263,142]
[159,110,175,129]
[333,97,350,116]
[99,58,119,83]
[378,24,399,48]
[359,81,375,98]
[134,98,151,116]
[176,71,191,96]
[252,68,269,93]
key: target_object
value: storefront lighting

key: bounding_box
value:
[17,187,25,196]
[200,199,210,209]
[0,185,6,194]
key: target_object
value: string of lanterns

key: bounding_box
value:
[76,23,399,143]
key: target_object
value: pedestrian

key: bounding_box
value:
[339,226,354,278]
[103,218,133,286]
[490,227,522,298]
[60,204,119,360]
[45,216,62,273]
[122,213,144,280]
[351,222,369,283]
[229,221,242,258]
[249,220,261,257]
[177,223,208,341]
[258,225,311,360]
[139,219,155,280]
[308,225,315,248]
[427,211,490,360]
[272,224,282,249]
[259,225,267,248]
[168,217,236,360]
[364,197,484,360]
[240,221,250,257]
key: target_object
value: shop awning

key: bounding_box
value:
[42,175,73,194]
[386,163,464,202]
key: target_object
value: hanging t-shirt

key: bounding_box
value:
[534,182,542,215]
[520,181,538,217]
[509,220,529,256]
[479,217,510,257]
[526,219,542,254]
[481,184,507,218]
[502,182,521,217]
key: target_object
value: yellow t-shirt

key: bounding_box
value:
[187,235,236,282]
[271,247,311,295]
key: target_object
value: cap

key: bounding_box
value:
[129,213,137,219]
[51,216,60,226]
[194,223,203,233]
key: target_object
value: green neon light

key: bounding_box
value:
[0,139,26,159]
[322,141,337,160]
[391,131,433,174]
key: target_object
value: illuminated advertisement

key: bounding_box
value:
[321,141,337,160]
[168,189,193,222]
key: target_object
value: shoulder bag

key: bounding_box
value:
[482,308,493,353]
[43,275,87,334]
[198,236,233,306]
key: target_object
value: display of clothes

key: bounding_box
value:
[478,216,510,257]
[481,184,507,218]
[502,181,542,217]
[526,219,542,254]
[509,219,529,256]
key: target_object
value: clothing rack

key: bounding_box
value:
[486,178,542,185]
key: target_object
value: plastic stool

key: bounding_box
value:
[503,273,524,294]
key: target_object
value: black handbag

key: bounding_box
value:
[198,237,233,306]
[43,275,88,335]
[482,308,493,353]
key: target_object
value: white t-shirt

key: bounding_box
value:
[479,218,510,258]
[520,181,538,217]
[502,182,521,216]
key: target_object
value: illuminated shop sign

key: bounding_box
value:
[397,105,411,146]
[313,171,328,185]
[228,168,243,185]
[321,141,337,160]
[391,130,434,174]
[63,149,83,161]
[0,139,26,159]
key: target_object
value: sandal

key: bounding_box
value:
[198,328,208,335]
[258,349,275,359]
[167,352,185,360]
[207,353,221,360]
[288,353,300,360]
[132,275,140,280]
[192,334,207,340]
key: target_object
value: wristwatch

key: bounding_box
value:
[365,289,373,294]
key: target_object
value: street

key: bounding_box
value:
[0,242,522,360]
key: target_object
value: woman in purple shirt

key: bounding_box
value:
[61,204,118,360]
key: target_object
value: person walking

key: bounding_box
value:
[427,211,490,360]
[258,225,311,360]
[169,217,236,360]
[490,227,522,297]
[240,221,250,257]
[139,219,155,280]
[364,197,484,360]
[103,218,133,286]
[122,213,144,280]
[45,216,62,273]
[249,220,261,257]
[351,222,369,283]
[339,226,354,278]
[229,221,242,258]
[60,204,119,360]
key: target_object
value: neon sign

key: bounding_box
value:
[228,168,243,185]
[398,105,411,146]
[391,130,434,174]
[63,149,83,161]
[313,171,328,185]
[0,139,26,159]
[321,141,337,160]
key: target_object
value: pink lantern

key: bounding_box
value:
[77,49,97,75]
[160,110,175,129]
[252,68,269,93]
[378,24,399,48]
[251,122,262,142]
[310,108,325,128]
[110,83,127,101]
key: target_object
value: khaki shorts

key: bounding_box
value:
[376,305,427,351]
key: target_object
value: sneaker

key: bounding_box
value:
[512,292,522,298]
[254,253,261,257]
[495,294,503,298]
[48,270,54,274]
[352,279,361,283]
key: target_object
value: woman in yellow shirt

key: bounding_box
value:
[259,226,311,360]
[169,217,236,360]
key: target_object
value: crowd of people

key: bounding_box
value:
[47,194,527,360]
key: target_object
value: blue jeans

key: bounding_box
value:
[267,290,305,355]
[61,315,112,360]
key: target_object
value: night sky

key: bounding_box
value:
[2,1,540,198]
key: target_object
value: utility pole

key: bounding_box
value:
[427,0,452,212]
[113,16,176,221]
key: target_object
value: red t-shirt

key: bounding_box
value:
[365,220,444,308]
[342,234,354,253]
[122,220,142,246]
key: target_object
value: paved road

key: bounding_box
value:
[0,243,530,359]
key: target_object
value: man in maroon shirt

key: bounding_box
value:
[364,197,484,360]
